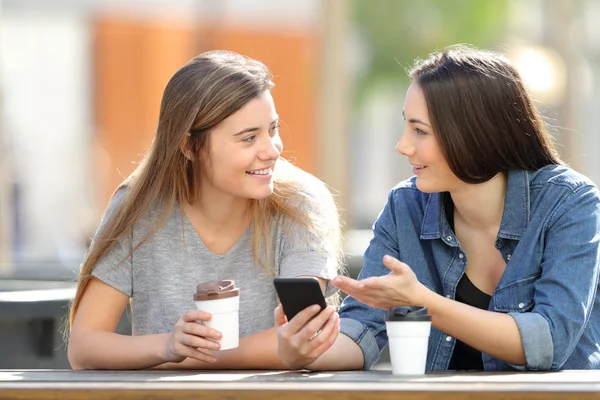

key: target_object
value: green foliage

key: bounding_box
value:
[351,0,509,104]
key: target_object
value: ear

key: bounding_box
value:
[180,133,195,161]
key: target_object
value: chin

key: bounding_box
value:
[415,178,439,193]
[249,188,275,200]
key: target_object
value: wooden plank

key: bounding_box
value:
[2,369,600,384]
[0,388,599,400]
[1,370,599,399]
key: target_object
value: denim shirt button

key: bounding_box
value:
[446,294,451,298]
[446,235,453,241]
[458,253,464,259]
[445,336,452,342]
[506,254,512,260]
[518,302,525,309]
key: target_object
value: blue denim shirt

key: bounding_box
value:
[339,165,600,371]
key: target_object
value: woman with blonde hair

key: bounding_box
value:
[67,50,342,370]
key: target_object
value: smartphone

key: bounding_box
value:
[273,277,327,321]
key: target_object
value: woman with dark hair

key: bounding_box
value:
[276,46,600,371]
[67,51,343,370]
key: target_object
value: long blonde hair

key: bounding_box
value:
[68,51,343,329]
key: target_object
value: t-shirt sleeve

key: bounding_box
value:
[90,187,133,297]
[278,178,341,298]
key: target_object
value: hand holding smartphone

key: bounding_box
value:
[273,277,327,321]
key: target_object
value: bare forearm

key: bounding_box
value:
[158,327,286,370]
[423,290,525,365]
[305,334,364,371]
[69,330,169,370]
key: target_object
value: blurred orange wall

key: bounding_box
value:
[209,29,319,175]
[94,17,319,206]
[93,18,196,204]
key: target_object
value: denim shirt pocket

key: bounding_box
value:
[492,274,540,313]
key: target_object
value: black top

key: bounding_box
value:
[448,274,492,370]
[443,193,492,370]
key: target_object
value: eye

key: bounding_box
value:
[270,123,281,136]
[243,134,256,143]
[414,127,427,136]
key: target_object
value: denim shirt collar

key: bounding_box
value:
[420,170,530,243]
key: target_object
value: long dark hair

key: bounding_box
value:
[409,45,563,183]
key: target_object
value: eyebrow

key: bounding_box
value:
[233,117,279,136]
[402,110,431,128]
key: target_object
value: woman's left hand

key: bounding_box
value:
[332,255,428,310]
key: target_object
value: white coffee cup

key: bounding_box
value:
[194,280,240,350]
[385,306,432,375]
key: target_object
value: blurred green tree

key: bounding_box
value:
[351,0,509,104]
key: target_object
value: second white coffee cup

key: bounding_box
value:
[385,306,432,375]
[194,280,240,350]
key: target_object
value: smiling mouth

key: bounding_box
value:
[246,168,273,175]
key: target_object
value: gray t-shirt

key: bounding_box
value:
[91,179,338,337]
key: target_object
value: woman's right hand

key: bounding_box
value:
[162,310,223,364]
[275,304,339,369]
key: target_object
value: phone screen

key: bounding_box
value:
[273,277,327,321]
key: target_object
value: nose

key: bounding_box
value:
[395,129,414,157]
[259,134,283,160]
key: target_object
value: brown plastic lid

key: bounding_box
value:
[193,280,240,301]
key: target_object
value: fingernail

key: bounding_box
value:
[383,255,391,262]
[211,343,220,350]
[312,305,321,312]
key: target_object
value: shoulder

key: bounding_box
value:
[529,164,598,194]
[103,180,131,219]
[389,175,419,195]
[274,159,336,208]
[387,176,433,211]
[526,165,600,224]
[101,177,162,231]
[368,176,437,232]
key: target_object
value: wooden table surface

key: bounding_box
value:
[1,369,599,400]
